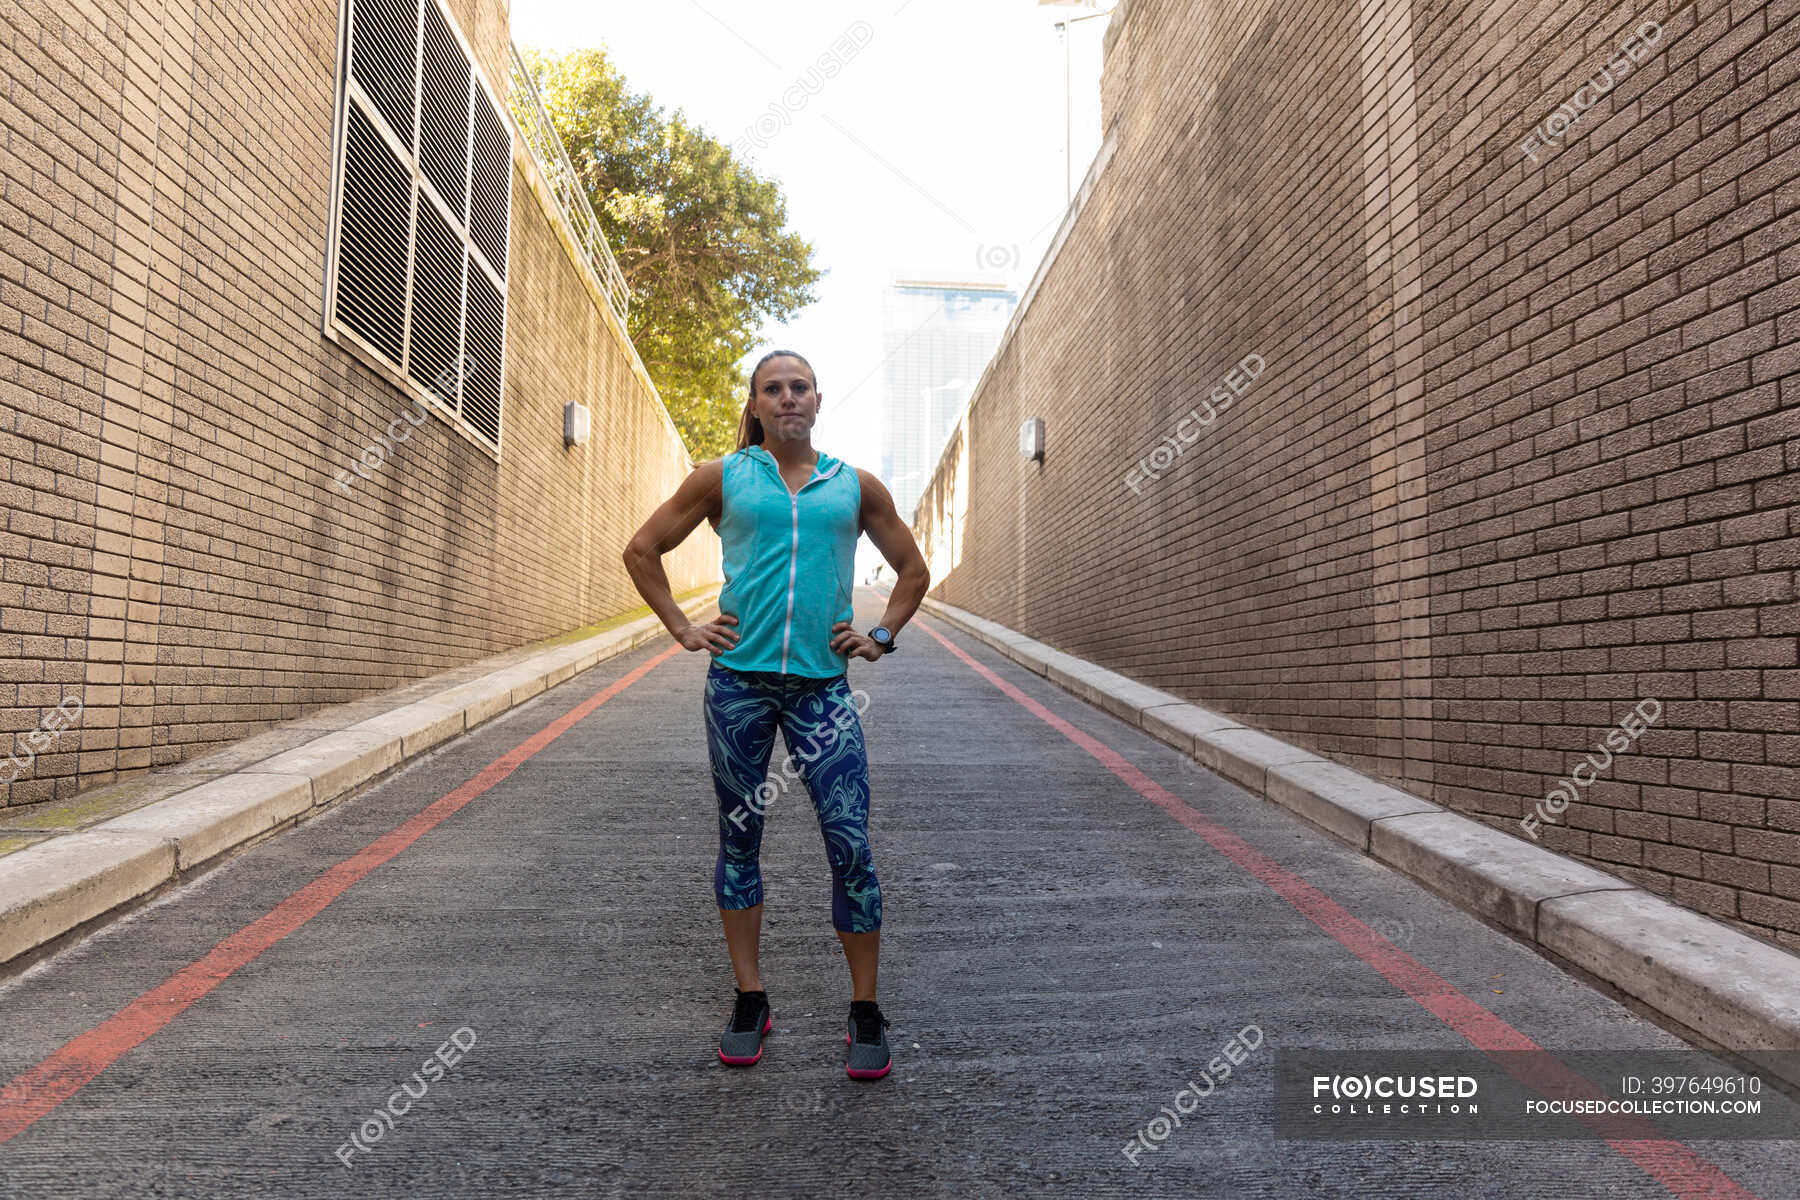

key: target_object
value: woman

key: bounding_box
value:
[622,350,930,1080]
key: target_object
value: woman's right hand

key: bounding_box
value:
[676,613,739,655]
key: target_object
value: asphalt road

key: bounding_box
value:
[0,589,1794,1198]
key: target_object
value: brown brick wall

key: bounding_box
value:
[918,0,1800,945]
[0,0,717,806]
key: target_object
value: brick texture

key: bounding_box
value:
[0,0,717,807]
[917,0,1800,945]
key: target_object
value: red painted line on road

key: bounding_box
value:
[919,619,1758,1200]
[0,643,684,1146]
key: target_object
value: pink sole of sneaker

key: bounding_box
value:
[844,1031,891,1079]
[718,1015,773,1067]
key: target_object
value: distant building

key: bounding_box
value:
[880,280,1018,521]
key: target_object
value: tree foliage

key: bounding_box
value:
[521,47,821,460]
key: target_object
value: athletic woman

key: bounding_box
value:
[621,350,930,1080]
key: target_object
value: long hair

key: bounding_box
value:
[735,350,816,450]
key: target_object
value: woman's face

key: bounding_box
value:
[753,357,820,439]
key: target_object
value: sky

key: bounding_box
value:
[509,0,1112,494]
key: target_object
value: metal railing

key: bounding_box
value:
[507,42,632,327]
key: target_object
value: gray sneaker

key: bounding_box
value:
[719,990,771,1067]
[845,1001,891,1080]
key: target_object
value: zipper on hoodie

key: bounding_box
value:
[782,484,802,672]
[757,447,839,674]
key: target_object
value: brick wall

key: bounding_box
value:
[917,0,1800,945]
[0,0,718,806]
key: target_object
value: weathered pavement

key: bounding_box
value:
[0,589,1795,1198]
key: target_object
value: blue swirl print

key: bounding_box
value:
[703,661,881,933]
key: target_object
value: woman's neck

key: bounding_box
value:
[760,435,818,469]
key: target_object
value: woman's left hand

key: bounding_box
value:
[830,621,884,662]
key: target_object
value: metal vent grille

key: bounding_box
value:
[334,104,411,364]
[348,0,414,145]
[463,261,504,445]
[407,198,465,403]
[330,0,511,454]
[419,0,471,223]
[468,84,509,274]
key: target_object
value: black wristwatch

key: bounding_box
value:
[868,626,897,654]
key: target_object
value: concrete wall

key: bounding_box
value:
[917,0,1800,945]
[0,0,717,805]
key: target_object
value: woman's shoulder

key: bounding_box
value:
[701,450,753,512]
[701,449,752,474]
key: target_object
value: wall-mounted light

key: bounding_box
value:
[564,401,591,448]
[1019,416,1045,462]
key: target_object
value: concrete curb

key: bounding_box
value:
[0,588,720,970]
[917,594,1800,1082]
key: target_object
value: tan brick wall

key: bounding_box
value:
[918,0,1800,945]
[0,0,717,805]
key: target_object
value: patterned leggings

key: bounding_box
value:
[703,659,881,933]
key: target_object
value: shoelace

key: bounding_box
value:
[851,1007,888,1045]
[729,992,767,1033]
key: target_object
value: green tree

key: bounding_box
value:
[521,47,822,460]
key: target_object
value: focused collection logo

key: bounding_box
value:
[1311,1073,1480,1117]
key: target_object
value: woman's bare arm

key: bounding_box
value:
[856,468,930,637]
[621,459,737,651]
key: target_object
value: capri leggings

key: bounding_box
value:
[703,659,881,933]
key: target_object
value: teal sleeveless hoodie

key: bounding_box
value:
[715,444,861,678]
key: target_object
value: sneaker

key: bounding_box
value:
[718,989,772,1067]
[845,1000,891,1080]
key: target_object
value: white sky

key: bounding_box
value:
[509,0,1111,470]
